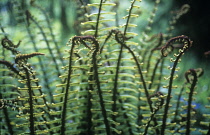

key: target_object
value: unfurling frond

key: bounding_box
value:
[1,38,21,54]
[15,52,44,64]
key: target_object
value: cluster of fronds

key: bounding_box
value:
[0,0,209,135]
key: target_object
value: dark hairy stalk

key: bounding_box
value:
[125,41,160,134]
[72,36,111,134]
[111,1,137,133]
[26,10,67,107]
[23,67,35,135]
[0,60,23,79]
[60,39,75,135]
[94,0,103,38]
[110,43,135,134]
[156,59,165,92]
[185,69,197,135]
[11,50,53,131]
[160,35,192,135]
[30,73,58,132]
[1,37,20,55]
[82,46,93,134]
[160,52,181,134]
[90,36,111,134]
[115,31,152,112]
[114,30,159,134]
[111,43,123,131]
[173,68,203,134]
[19,64,50,132]
[123,0,136,35]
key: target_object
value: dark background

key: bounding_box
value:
[175,0,210,60]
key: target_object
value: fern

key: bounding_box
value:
[1,0,210,135]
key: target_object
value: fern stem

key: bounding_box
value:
[115,32,152,111]
[122,43,152,110]
[123,0,136,35]
[94,0,103,38]
[111,43,134,134]
[24,67,35,135]
[186,69,197,135]
[92,39,111,135]
[112,44,123,133]
[60,41,75,135]
[114,33,159,133]
[160,54,182,135]
[126,44,159,134]
[156,59,165,92]
[160,35,191,135]
[111,0,138,131]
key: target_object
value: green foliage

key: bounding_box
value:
[0,0,210,135]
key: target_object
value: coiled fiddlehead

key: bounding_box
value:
[1,37,21,54]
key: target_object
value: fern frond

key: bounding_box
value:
[183,68,199,135]
[82,0,117,37]
[15,52,44,64]
[121,0,141,35]
[1,0,208,134]
[1,38,21,54]
[160,35,192,134]
[141,0,160,41]
[167,4,190,38]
